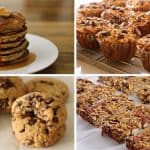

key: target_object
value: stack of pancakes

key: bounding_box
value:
[0,8,29,66]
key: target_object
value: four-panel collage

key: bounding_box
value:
[0,0,150,150]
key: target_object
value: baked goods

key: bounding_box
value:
[77,85,116,121]
[98,76,138,94]
[77,1,150,69]
[78,2,105,17]
[77,78,95,94]
[26,78,68,103]
[136,86,150,104]
[126,126,150,150]
[0,7,29,65]
[133,0,150,12]
[12,92,67,147]
[101,105,150,143]
[137,34,150,72]
[0,77,26,112]
[96,26,137,61]
[103,0,127,7]
[129,11,150,37]
[87,95,135,127]
[77,16,111,50]
[77,77,150,149]
[101,6,132,24]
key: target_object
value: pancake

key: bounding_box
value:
[0,12,26,34]
[0,28,27,43]
[0,40,28,55]
[0,49,28,62]
[0,49,29,66]
[0,37,25,49]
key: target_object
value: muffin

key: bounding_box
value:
[77,17,111,50]
[96,25,137,61]
[129,11,150,37]
[101,6,134,24]
[133,0,150,12]
[137,34,150,72]
[103,0,127,7]
[78,2,105,17]
[0,7,29,66]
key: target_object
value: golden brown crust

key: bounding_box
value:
[78,2,105,17]
[0,12,26,33]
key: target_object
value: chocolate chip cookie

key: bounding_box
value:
[12,92,67,147]
[26,78,68,103]
[0,77,26,112]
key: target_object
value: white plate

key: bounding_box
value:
[0,34,59,74]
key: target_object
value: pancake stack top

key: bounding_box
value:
[0,7,29,66]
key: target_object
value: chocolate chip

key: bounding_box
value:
[28,118,36,126]
[45,98,54,104]
[0,79,15,89]
[19,128,25,133]
[27,140,34,145]
[40,119,46,124]
[44,128,49,134]
[0,98,8,109]
[18,101,22,107]
[117,34,124,39]
[53,106,59,115]
[122,30,128,34]
[25,110,36,118]
[52,117,59,123]
[100,31,111,36]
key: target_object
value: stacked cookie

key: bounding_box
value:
[0,7,29,66]
[77,0,150,72]
[77,77,150,150]
[0,77,68,148]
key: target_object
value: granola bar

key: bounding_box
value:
[77,85,116,121]
[101,105,150,143]
[77,78,95,95]
[136,86,150,104]
[87,95,135,127]
[126,126,150,150]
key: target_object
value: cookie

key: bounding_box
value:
[12,92,67,147]
[0,77,26,112]
[26,78,68,103]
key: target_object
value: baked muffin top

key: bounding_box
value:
[128,11,150,35]
[137,34,150,51]
[96,25,137,42]
[77,17,111,34]
[104,0,127,7]
[78,2,106,17]
[133,0,150,12]
[0,8,26,34]
[101,6,134,24]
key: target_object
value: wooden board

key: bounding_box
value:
[77,44,149,74]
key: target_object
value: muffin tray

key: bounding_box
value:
[77,44,149,74]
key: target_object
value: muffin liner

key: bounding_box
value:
[98,39,137,61]
[134,7,150,12]
[137,23,150,36]
[82,11,101,17]
[77,31,99,50]
[140,50,150,72]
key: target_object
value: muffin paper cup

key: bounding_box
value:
[97,39,137,62]
[140,50,150,72]
[77,31,100,50]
